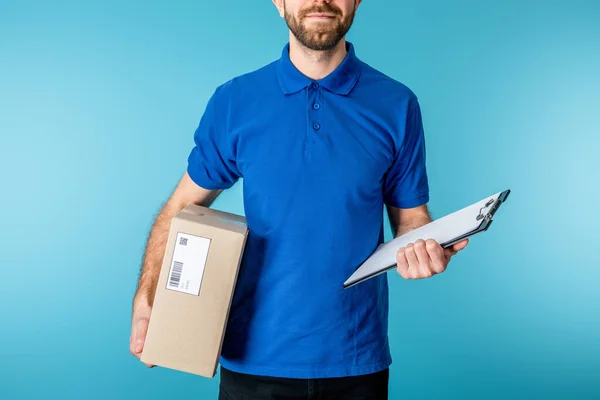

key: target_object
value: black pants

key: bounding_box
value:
[218,365,389,400]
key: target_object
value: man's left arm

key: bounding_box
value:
[386,203,468,280]
[387,203,432,238]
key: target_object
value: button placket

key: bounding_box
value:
[306,82,322,152]
[310,82,321,135]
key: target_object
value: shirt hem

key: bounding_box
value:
[186,163,230,191]
[218,356,393,379]
[389,191,429,209]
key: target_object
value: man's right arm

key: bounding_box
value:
[129,171,222,365]
[132,171,222,310]
[131,84,241,365]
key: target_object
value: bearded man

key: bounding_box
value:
[130,1,468,399]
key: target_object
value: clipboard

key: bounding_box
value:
[343,189,511,289]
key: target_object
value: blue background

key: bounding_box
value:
[1,0,599,398]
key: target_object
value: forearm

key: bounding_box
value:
[133,200,182,310]
[394,213,432,238]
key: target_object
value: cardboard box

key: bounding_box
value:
[141,204,248,377]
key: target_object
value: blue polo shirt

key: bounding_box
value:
[186,41,429,379]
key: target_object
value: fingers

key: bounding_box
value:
[396,247,409,279]
[396,244,417,279]
[412,240,432,278]
[426,239,446,274]
[396,239,451,280]
[130,316,155,368]
[405,242,421,278]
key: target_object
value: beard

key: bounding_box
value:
[284,2,356,51]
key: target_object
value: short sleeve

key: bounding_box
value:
[383,97,430,208]
[186,88,241,190]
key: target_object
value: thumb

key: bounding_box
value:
[452,238,469,252]
[134,317,149,354]
[444,248,456,261]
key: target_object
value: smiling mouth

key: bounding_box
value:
[306,13,336,19]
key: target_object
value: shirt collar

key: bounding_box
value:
[277,41,361,96]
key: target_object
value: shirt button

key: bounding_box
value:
[312,82,319,89]
[313,103,320,110]
[313,122,321,130]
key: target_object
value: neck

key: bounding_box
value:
[288,35,348,80]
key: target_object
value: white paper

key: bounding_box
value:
[166,232,211,296]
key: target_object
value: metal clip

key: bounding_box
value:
[476,198,495,221]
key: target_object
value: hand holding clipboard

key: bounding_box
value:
[343,189,511,289]
[395,235,470,280]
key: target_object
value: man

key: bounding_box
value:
[130,0,468,399]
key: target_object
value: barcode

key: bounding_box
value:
[179,237,188,246]
[169,261,184,287]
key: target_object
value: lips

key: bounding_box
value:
[306,13,335,18]
[305,13,337,22]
